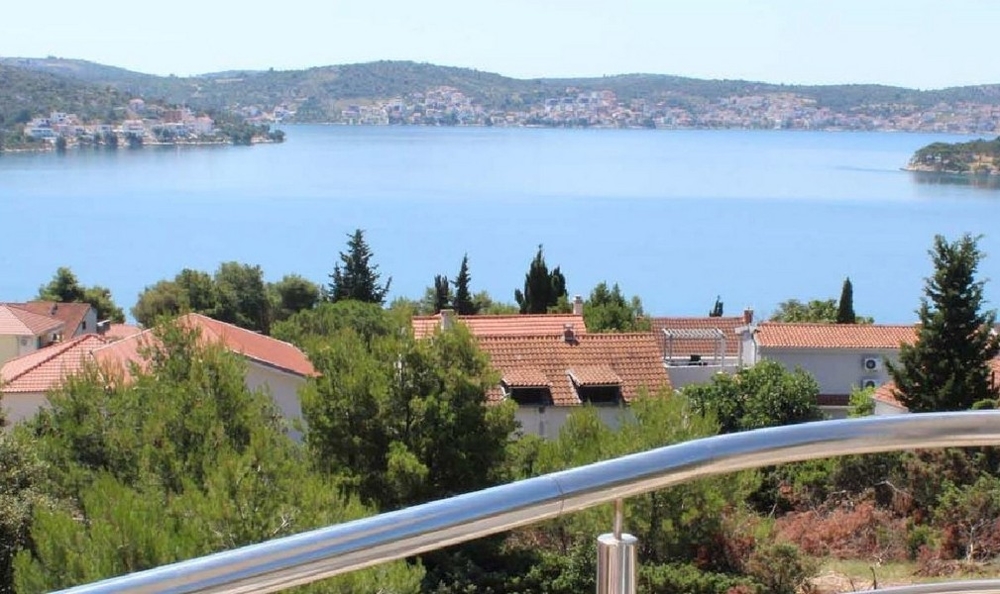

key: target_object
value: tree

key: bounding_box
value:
[0,433,48,594]
[299,309,516,510]
[888,234,1000,411]
[174,269,217,313]
[132,280,189,327]
[583,282,651,333]
[770,298,839,323]
[836,277,856,324]
[452,255,477,315]
[81,286,125,323]
[14,322,423,592]
[328,229,392,305]
[38,267,125,323]
[514,246,568,314]
[37,267,85,303]
[685,360,823,433]
[212,262,272,334]
[269,274,320,322]
[432,274,451,314]
[709,295,724,317]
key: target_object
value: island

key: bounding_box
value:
[906,136,1000,175]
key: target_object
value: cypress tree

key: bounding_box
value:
[452,254,477,315]
[888,234,1000,411]
[836,277,856,324]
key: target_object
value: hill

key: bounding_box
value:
[3,57,1000,133]
[908,136,1000,175]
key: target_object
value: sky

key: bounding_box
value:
[3,0,999,89]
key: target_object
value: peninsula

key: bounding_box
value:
[906,136,1000,175]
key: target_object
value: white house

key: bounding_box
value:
[738,322,917,417]
[0,305,65,366]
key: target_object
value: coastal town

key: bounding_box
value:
[250,84,1000,134]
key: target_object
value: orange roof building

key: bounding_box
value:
[742,322,918,415]
[475,329,670,438]
[413,310,587,339]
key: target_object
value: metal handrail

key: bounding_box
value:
[862,581,1000,593]
[58,411,1000,594]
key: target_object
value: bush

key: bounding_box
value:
[641,563,755,594]
[746,542,817,594]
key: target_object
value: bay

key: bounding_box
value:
[0,125,997,323]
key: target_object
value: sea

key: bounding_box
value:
[1,125,998,323]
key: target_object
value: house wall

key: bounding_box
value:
[514,405,630,439]
[243,361,306,441]
[0,336,20,366]
[75,309,99,336]
[2,391,48,426]
[666,364,738,389]
[759,348,901,395]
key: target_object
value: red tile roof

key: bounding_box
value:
[755,322,918,350]
[651,316,745,359]
[104,323,143,340]
[476,332,670,406]
[91,313,316,379]
[0,334,108,393]
[13,301,92,337]
[413,313,587,339]
[0,305,65,336]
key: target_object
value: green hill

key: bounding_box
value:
[3,57,1000,132]
[908,136,1000,175]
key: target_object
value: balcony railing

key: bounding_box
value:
[57,411,1000,594]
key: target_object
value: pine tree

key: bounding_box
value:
[452,254,477,315]
[328,229,392,305]
[836,277,856,324]
[888,234,1000,411]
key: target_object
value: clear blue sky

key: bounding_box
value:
[4,0,998,89]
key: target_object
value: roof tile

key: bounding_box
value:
[477,332,670,406]
[413,313,586,339]
[651,316,744,359]
[1,334,107,393]
[0,305,65,336]
[13,301,92,337]
[755,322,917,350]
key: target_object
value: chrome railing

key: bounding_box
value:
[58,411,1000,594]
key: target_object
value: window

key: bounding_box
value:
[576,384,622,405]
[505,385,553,406]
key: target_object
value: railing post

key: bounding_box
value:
[596,499,637,594]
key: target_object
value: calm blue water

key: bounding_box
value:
[1,126,997,323]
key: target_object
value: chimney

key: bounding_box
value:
[743,308,754,324]
[440,309,456,331]
[572,295,583,316]
[563,323,577,344]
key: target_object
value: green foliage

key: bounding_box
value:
[452,255,477,315]
[910,136,1000,174]
[269,274,320,322]
[0,433,49,594]
[212,262,272,334]
[472,291,520,315]
[583,282,651,333]
[745,542,816,594]
[298,307,515,510]
[431,274,451,314]
[131,279,190,327]
[328,229,392,305]
[14,321,422,592]
[837,277,856,324]
[848,386,876,417]
[641,563,755,594]
[934,475,1000,561]
[771,296,873,324]
[37,267,124,323]
[514,245,568,314]
[709,295,724,317]
[273,300,395,351]
[888,234,1000,411]
[685,360,823,433]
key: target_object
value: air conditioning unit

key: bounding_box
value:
[863,356,882,372]
[862,379,879,390]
